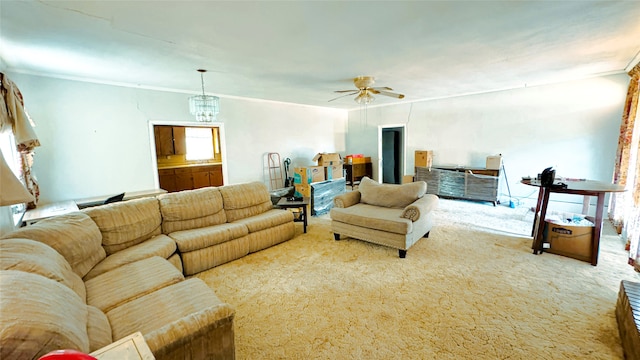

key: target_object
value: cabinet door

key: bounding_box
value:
[156,126,175,156]
[172,127,186,155]
[158,169,177,193]
[209,165,223,187]
[352,164,367,177]
[192,167,211,189]
[174,168,193,191]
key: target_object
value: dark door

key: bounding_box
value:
[382,127,402,184]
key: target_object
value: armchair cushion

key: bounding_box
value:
[330,204,412,235]
[401,194,439,221]
[333,190,361,208]
[359,177,427,208]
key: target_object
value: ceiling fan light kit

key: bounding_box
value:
[330,76,405,104]
[189,69,220,122]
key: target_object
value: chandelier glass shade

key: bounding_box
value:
[355,90,374,105]
[189,69,219,122]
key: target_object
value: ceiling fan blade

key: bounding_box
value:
[334,89,359,93]
[372,86,394,91]
[377,90,405,99]
[328,91,359,102]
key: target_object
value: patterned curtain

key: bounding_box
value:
[609,64,640,270]
[0,73,40,208]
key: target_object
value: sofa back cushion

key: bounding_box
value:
[84,197,162,255]
[359,177,427,208]
[158,187,226,234]
[0,238,86,301]
[219,181,273,222]
[1,212,105,278]
[0,270,90,359]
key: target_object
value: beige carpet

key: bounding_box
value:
[194,199,640,359]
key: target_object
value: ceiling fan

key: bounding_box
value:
[329,76,405,104]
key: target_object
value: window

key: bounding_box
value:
[185,127,215,161]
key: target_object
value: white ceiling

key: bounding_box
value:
[1,1,640,110]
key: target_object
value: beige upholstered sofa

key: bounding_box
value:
[330,177,438,258]
[0,181,294,359]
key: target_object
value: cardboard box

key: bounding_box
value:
[345,154,363,164]
[486,155,502,170]
[543,219,593,262]
[293,167,311,184]
[294,184,311,198]
[415,150,433,168]
[325,164,344,180]
[313,153,342,166]
[309,166,325,183]
[402,175,414,184]
[349,156,371,164]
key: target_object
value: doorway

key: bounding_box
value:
[378,125,405,184]
[149,121,227,192]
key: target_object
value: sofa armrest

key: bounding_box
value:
[333,191,361,208]
[401,194,439,221]
[144,302,235,358]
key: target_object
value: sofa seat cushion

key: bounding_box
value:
[219,181,273,222]
[0,238,86,301]
[86,306,112,352]
[232,208,294,233]
[106,278,234,347]
[158,187,227,234]
[84,197,162,255]
[85,256,184,313]
[169,222,249,253]
[1,212,105,278]
[359,176,427,208]
[0,270,90,359]
[83,234,176,281]
[330,203,412,235]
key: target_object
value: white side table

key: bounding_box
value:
[90,332,155,360]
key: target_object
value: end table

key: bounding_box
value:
[277,197,310,233]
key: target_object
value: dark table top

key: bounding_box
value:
[522,178,625,195]
[277,197,310,206]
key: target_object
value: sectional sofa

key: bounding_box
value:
[0,181,295,359]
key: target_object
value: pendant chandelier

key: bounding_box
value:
[189,69,219,122]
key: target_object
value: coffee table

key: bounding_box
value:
[277,197,310,233]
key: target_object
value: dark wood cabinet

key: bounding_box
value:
[154,126,186,156]
[174,167,194,191]
[192,168,211,189]
[344,162,373,189]
[209,165,224,187]
[158,168,177,193]
[158,164,224,193]
[172,127,186,155]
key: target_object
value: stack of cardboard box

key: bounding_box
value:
[294,153,343,197]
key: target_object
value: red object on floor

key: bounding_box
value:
[38,350,97,360]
